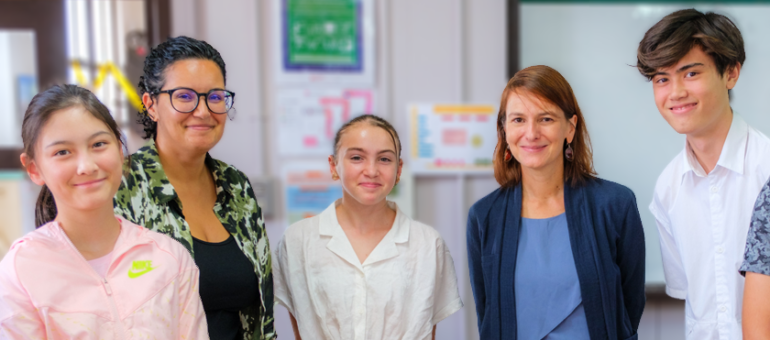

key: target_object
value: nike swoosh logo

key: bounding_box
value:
[128,266,156,279]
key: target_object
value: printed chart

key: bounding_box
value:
[276,88,374,156]
[409,104,497,174]
[282,162,342,224]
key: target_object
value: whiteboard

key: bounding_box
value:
[521,3,770,285]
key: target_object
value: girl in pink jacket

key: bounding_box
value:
[0,84,209,339]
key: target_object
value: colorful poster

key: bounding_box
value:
[273,0,375,85]
[282,162,342,224]
[282,162,414,224]
[409,104,497,174]
[276,88,375,156]
[283,0,361,71]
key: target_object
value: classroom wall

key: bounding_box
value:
[0,30,36,147]
[521,2,770,288]
[170,1,688,339]
[170,1,505,338]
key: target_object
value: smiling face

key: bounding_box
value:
[652,46,740,138]
[22,106,124,214]
[329,123,403,206]
[145,59,227,154]
[504,90,577,173]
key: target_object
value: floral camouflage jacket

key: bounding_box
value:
[742,178,770,277]
[114,140,275,340]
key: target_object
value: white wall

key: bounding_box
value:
[0,30,36,147]
[0,32,13,147]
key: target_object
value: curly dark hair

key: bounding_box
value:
[138,36,227,139]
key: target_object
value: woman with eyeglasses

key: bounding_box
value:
[113,36,275,339]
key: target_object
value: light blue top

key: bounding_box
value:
[514,213,590,340]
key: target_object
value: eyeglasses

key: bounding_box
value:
[155,87,235,114]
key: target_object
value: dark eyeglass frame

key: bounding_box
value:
[154,87,236,114]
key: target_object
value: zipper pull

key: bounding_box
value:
[103,278,113,296]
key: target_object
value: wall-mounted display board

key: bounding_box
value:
[408,104,498,175]
[282,162,414,225]
[283,162,342,225]
[277,88,375,156]
[273,0,375,85]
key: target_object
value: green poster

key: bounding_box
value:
[283,0,362,71]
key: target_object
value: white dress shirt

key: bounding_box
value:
[274,200,463,340]
[650,114,770,340]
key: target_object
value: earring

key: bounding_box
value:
[565,142,574,161]
[505,147,513,162]
[332,173,339,180]
[226,107,237,121]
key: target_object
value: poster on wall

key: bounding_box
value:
[273,0,375,85]
[283,162,342,224]
[276,88,375,156]
[409,104,497,174]
[282,162,414,224]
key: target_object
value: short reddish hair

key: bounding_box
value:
[493,65,596,188]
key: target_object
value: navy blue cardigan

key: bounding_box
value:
[467,178,646,340]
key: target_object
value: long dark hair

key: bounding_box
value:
[21,84,124,227]
[137,36,227,139]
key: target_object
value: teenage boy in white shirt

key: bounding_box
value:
[637,9,770,340]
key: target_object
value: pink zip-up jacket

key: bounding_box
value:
[0,216,209,339]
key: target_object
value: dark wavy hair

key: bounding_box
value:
[137,36,227,139]
[21,84,124,227]
[637,9,745,80]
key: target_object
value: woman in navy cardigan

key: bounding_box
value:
[467,65,646,340]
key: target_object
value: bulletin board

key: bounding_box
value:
[282,162,342,224]
[276,88,375,156]
[273,0,375,85]
[408,104,497,175]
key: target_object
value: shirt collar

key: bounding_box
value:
[680,113,748,177]
[133,139,232,205]
[319,199,410,269]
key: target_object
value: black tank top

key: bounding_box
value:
[193,235,259,339]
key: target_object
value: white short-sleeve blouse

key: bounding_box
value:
[274,200,463,340]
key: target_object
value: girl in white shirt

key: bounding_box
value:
[274,115,463,340]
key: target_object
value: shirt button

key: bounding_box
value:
[720,305,727,312]
[710,186,718,193]
[716,246,724,254]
